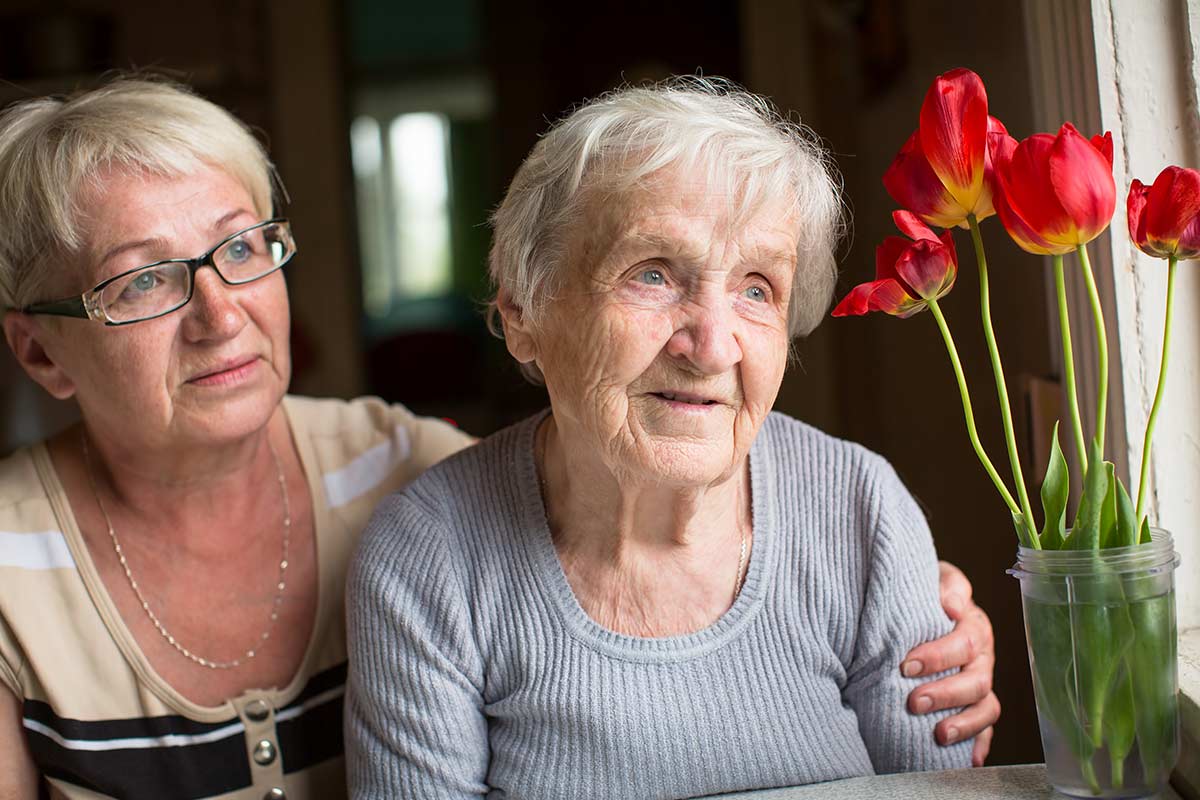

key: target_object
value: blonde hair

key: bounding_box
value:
[487,76,845,381]
[0,76,279,310]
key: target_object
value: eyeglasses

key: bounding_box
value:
[20,219,297,326]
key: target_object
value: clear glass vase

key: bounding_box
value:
[1008,531,1180,798]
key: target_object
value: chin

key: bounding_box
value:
[176,382,285,445]
[636,437,740,488]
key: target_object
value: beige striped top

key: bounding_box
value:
[0,395,471,799]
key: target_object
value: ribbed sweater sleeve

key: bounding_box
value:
[346,494,488,799]
[842,457,968,773]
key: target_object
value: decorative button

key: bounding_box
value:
[252,739,277,766]
[264,789,286,800]
[244,699,270,722]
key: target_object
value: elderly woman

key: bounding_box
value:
[0,80,471,798]
[0,78,993,800]
[345,79,997,799]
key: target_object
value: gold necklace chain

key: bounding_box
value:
[81,430,291,670]
[733,528,748,599]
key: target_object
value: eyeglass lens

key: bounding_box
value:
[98,222,293,323]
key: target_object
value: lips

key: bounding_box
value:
[652,390,719,406]
[187,355,260,383]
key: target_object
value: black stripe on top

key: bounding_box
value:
[24,661,346,799]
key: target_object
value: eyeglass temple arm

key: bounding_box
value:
[20,297,91,319]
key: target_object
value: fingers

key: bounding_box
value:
[971,725,994,767]
[938,560,974,620]
[933,691,1001,749]
[902,605,993,676]
[908,652,994,713]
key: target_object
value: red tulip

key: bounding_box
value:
[883,68,1007,228]
[992,122,1116,254]
[1127,166,1200,260]
[832,211,958,318]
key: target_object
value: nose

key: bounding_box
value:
[180,267,248,342]
[665,297,742,375]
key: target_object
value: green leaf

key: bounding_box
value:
[1039,422,1068,550]
[1099,463,1117,549]
[1103,666,1136,787]
[1114,476,1138,548]
[1140,516,1152,544]
[1067,439,1107,550]
[1129,595,1179,784]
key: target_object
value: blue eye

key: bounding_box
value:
[225,239,253,264]
[132,272,159,292]
[744,285,768,302]
[638,268,666,286]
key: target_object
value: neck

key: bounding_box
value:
[66,407,289,549]
[539,414,751,586]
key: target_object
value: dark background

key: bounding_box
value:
[0,0,1058,767]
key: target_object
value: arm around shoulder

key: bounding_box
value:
[843,458,974,773]
[345,493,488,799]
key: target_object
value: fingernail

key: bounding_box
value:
[945,726,960,744]
[901,659,923,677]
[915,695,933,713]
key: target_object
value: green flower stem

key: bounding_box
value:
[968,215,1037,540]
[1077,244,1109,449]
[1054,255,1089,473]
[1135,256,1178,524]
[927,297,1025,523]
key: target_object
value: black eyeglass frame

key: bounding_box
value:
[19,218,295,326]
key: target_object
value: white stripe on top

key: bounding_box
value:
[22,685,345,751]
[22,718,246,752]
[322,425,411,508]
[0,530,76,570]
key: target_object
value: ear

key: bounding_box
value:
[496,288,539,365]
[2,312,77,400]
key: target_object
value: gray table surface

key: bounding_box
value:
[703,765,1184,799]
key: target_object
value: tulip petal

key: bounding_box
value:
[876,236,912,280]
[1091,132,1114,168]
[831,282,877,317]
[994,179,1073,255]
[892,210,939,242]
[973,115,1011,221]
[883,130,968,228]
[832,278,923,317]
[867,279,926,317]
[938,229,959,268]
[1002,133,1077,246]
[919,68,988,216]
[1127,179,1153,255]
[1144,166,1200,258]
[894,239,957,300]
[1048,123,1116,244]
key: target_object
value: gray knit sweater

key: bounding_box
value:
[346,411,972,799]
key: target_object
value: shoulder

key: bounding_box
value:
[761,411,899,493]
[352,413,538,582]
[0,446,46,515]
[283,395,475,514]
[285,394,473,465]
[760,411,928,558]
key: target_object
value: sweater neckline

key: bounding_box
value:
[515,409,777,662]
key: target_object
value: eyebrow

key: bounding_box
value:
[609,229,797,266]
[95,209,258,269]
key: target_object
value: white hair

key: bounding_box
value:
[0,76,279,310]
[487,76,846,381]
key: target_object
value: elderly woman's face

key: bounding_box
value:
[534,171,797,487]
[35,165,291,448]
